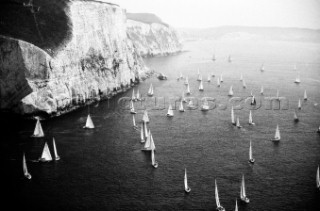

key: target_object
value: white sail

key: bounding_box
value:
[295,75,301,83]
[184,168,191,192]
[52,138,60,161]
[304,90,307,100]
[143,130,155,151]
[294,110,299,121]
[215,179,221,208]
[130,101,136,114]
[32,118,44,137]
[140,123,145,143]
[142,110,149,123]
[179,101,185,112]
[240,175,247,199]
[317,165,320,189]
[23,153,32,179]
[136,89,140,100]
[199,81,204,91]
[260,86,264,95]
[40,142,52,162]
[144,121,148,138]
[228,86,233,96]
[148,84,154,96]
[236,117,241,128]
[251,96,256,105]
[242,80,246,88]
[240,73,243,81]
[231,106,235,125]
[298,99,301,109]
[235,199,238,211]
[186,84,191,94]
[150,133,155,150]
[207,75,211,82]
[84,114,94,129]
[181,91,186,102]
[220,74,223,82]
[217,78,221,87]
[274,125,281,140]
[249,111,254,125]
[132,115,136,127]
[249,141,253,161]
[151,149,157,167]
[167,104,174,116]
[132,89,136,101]
[201,98,209,111]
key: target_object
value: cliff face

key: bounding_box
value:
[0,0,148,116]
[126,15,182,57]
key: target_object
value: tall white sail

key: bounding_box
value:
[181,91,186,102]
[52,138,60,161]
[298,99,301,109]
[132,89,136,101]
[295,75,301,83]
[144,121,148,138]
[236,117,241,128]
[240,175,247,199]
[186,84,191,94]
[84,114,94,129]
[143,130,155,151]
[39,142,52,162]
[167,104,174,117]
[249,141,253,161]
[228,86,233,96]
[215,179,222,208]
[151,149,158,168]
[274,125,281,140]
[148,84,154,96]
[317,165,320,189]
[207,75,211,82]
[260,86,264,95]
[23,153,32,179]
[132,115,136,127]
[294,110,299,121]
[184,168,191,192]
[304,90,307,100]
[201,98,209,111]
[32,118,44,137]
[130,101,136,114]
[199,81,204,91]
[217,78,221,87]
[197,74,202,81]
[179,101,185,112]
[142,110,149,123]
[140,123,145,143]
[235,199,238,211]
[249,110,254,125]
[220,74,223,82]
[231,106,235,125]
[136,89,140,101]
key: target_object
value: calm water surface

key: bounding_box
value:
[1,39,320,210]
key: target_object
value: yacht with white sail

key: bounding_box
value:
[23,153,32,179]
[184,168,191,193]
[317,165,320,190]
[140,123,145,143]
[235,199,238,211]
[142,110,150,123]
[228,86,233,96]
[248,111,255,125]
[260,86,264,95]
[179,101,185,112]
[220,74,223,82]
[184,76,189,85]
[272,125,281,142]
[240,175,250,203]
[248,141,255,164]
[132,89,136,101]
[136,89,141,101]
[39,142,52,162]
[215,179,225,211]
[166,104,174,117]
[186,83,191,95]
[143,130,155,151]
[151,149,158,168]
[231,106,235,125]
[52,138,60,161]
[32,117,44,137]
[294,110,299,122]
[240,73,243,81]
[236,117,242,128]
[199,81,204,91]
[83,114,95,129]
[298,99,301,109]
[217,78,221,87]
[304,90,307,100]
[148,84,154,96]
[201,98,209,111]
[130,100,137,114]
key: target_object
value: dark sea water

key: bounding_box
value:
[1,38,320,210]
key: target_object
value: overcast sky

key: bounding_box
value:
[114,0,320,29]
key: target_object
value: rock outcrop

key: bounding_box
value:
[126,13,182,57]
[0,0,148,117]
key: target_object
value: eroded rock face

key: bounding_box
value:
[0,1,148,117]
[126,19,182,57]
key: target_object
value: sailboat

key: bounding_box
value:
[52,138,60,161]
[248,111,255,125]
[235,199,238,211]
[251,95,256,105]
[197,74,202,81]
[186,83,191,95]
[317,165,320,189]
[228,86,233,96]
[220,74,223,82]
[298,99,301,109]
[166,104,174,117]
[130,100,137,114]
[184,76,189,85]
[242,80,246,88]
[248,141,255,163]
[83,114,95,129]
[140,123,145,143]
[240,175,250,203]
[148,84,154,96]
[304,90,307,101]
[215,179,226,211]
[151,149,158,168]
[199,81,204,91]
[217,78,221,87]
[184,168,191,193]
[293,110,299,122]
[132,89,136,101]
[207,75,211,82]
[39,142,52,162]
[272,124,281,141]
[188,100,194,108]
[136,89,141,101]
[142,130,156,151]
[260,86,264,95]
[201,98,209,111]
[294,75,301,84]
[132,115,137,128]
[23,153,32,179]
[231,106,235,125]
[240,73,243,81]
[32,117,44,137]
[142,110,150,123]
[179,101,185,112]
[236,117,242,128]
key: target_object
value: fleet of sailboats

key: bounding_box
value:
[240,175,250,203]
[215,179,226,211]
[184,168,191,193]
[32,117,44,137]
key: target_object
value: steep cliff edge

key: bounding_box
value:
[126,13,182,57]
[0,0,148,117]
